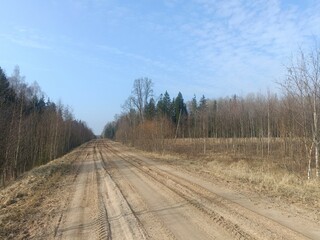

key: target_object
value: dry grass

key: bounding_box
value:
[0,150,79,239]
[131,138,320,212]
[205,158,319,205]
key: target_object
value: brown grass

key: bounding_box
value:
[131,138,320,212]
[0,150,79,239]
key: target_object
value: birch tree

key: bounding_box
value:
[281,46,320,179]
[130,78,153,122]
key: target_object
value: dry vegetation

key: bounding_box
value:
[103,46,320,214]
[0,147,82,239]
[137,138,320,214]
[106,46,320,184]
[1,140,319,239]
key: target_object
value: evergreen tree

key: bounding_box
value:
[0,67,15,105]
[173,92,187,124]
[103,122,116,139]
[157,91,172,118]
[144,98,156,120]
[0,65,95,185]
[156,94,164,115]
[163,91,172,117]
[0,67,9,99]
[191,95,197,115]
[199,95,207,112]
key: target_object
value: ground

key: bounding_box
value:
[0,139,320,239]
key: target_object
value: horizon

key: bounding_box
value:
[1,0,319,134]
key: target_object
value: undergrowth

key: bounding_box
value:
[131,140,320,212]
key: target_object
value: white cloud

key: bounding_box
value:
[164,0,320,95]
[1,27,51,50]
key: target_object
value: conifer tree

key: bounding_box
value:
[145,98,156,120]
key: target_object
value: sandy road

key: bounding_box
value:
[54,139,320,239]
[55,142,146,240]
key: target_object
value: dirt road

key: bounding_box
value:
[2,139,320,239]
[51,139,320,240]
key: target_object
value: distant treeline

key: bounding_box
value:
[103,79,283,143]
[103,46,320,179]
[0,66,95,186]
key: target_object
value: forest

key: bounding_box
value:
[0,66,95,186]
[103,47,320,180]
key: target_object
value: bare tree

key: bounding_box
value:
[130,78,153,122]
[281,45,320,179]
[0,66,95,185]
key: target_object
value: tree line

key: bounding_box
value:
[103,46,320,179]
[103,80,279,145]
[0,66,95,186]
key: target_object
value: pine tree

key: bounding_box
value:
[157,91,172,118]
[0,67,15,105]
[144,98,156,120]
[199,95,207,112]
[173,92,187,124]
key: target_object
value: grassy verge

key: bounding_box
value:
[130,140,320,217]
[0,150,79,239]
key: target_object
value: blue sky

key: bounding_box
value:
[1,0,319,134]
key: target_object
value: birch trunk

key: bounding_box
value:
[14,98,23,179]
